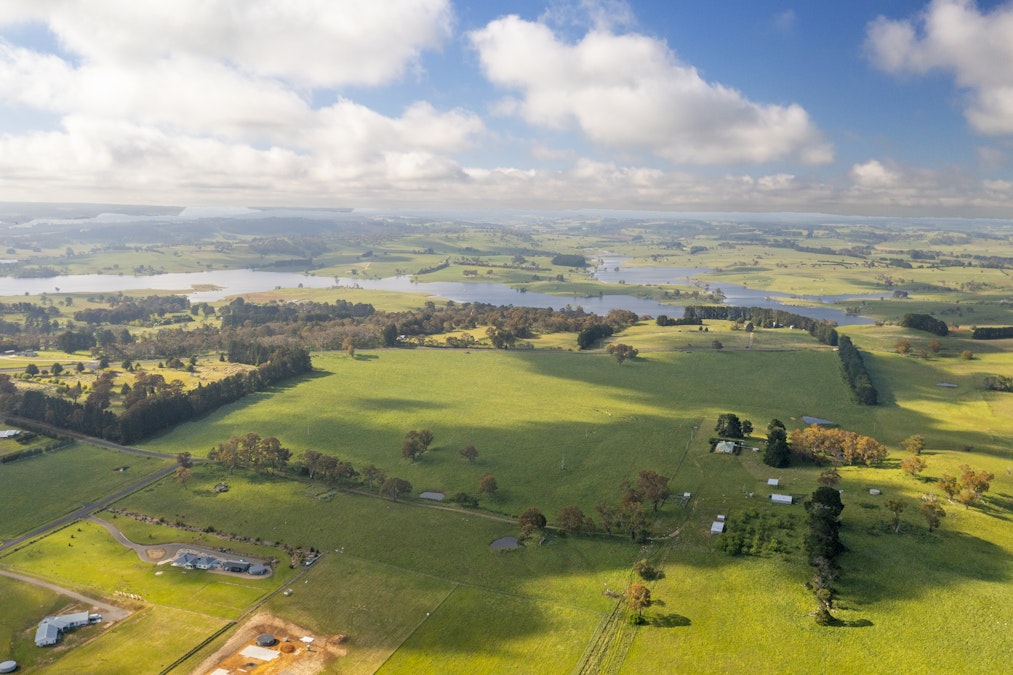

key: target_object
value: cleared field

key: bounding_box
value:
[0,444,170,540]
[40,605,231,674]
[379,584,603,674]
[1,519,292,618]
[0,575,72,670]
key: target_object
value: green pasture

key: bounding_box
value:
[119,466,637,610]
[122,469,639,674]
[620,435,1013,673]
[133,346,858,518]
[1,519,291,618]
[379,584,603,674]
[0,575,71,669]
[0,444,170,540]
[42,605,230,675]
[263,554,459,673]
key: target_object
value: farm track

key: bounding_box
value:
[572,568,636,675]
[0,567,131,621]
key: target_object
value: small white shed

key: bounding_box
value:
[770,493,793,505]
[710,521,725,534]
[767,478,779,487]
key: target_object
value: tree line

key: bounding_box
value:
[8,345,311,444]
[837,335,878,405]
[972,326,1013,340]
[899,313,948,336]
[682,305,839,346]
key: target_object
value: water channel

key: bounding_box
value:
[0,261,877,325]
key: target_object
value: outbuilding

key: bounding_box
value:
[248,564,269,576]
[710,521,725,534]
[767,478,779,487]
[257,633,277,647]
[770,493,793,505]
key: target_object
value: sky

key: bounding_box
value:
[2,0,1013,216]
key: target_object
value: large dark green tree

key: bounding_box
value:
[763,420,790,468]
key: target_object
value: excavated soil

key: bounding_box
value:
[192,612,346,675]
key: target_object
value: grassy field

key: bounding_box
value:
[132,344,855,518]
[0,444,170,540]
[1,518,293,618]
[2,221,1013,672]
[0,575,72,670]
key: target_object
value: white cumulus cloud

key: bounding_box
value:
[469,15,832,165]
[865,0,1013,134]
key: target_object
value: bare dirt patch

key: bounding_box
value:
[192,612,346,675]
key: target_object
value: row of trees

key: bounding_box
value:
[682,306,839,346]
[899,312,948,336]
[207,433,292,474]
[11,345,312,443]
[788,426,888,466]
[837,335,878,405]
[971,326,1013,340]
[803,486,845,625]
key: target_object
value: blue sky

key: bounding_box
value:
[1,0,1013,216]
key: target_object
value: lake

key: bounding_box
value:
[0,265,873,324]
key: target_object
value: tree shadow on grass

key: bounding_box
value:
[647,612,691,628]
[979,492,1013,521]
[353,353,379,361]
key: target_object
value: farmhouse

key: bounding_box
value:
[35,612,99,647]
[714,441,737,454]
[173,552,221,570]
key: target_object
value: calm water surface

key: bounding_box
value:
[0,263,874,324]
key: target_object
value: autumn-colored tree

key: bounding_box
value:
[518,507,547,536]
[884,497,907,533]
[937,474,960,501]
[900,455,927,478]
[174,465,192,490]
[636,470,671,512]
[955,464,994,509]
[479,473,498,498]
[176,451,193,469]
[816,468,841,487]
[557,505,585,534]
[920,500,946,532]
[460,445,479,462]
[627,583,652,622]
[901,434,925,456]
[379,476,412,501]
[789,426,886,466]
[301,449,323,479]
[896,340,911,354]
